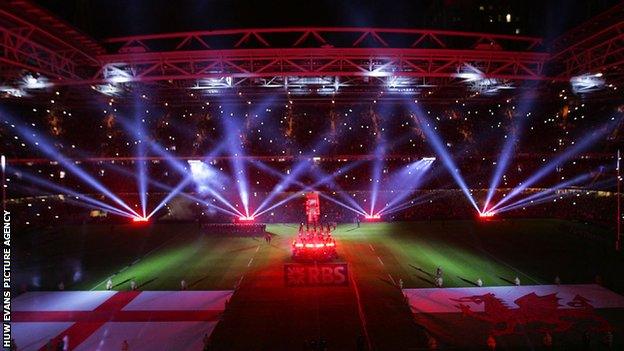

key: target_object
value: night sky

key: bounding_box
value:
[33,0,620,40]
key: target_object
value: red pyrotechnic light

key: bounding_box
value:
[238,216,255,221]
[132,217,149,223]
[479,211,495,218]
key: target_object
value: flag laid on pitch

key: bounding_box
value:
[404,284,624,348]
[12,290,232,351]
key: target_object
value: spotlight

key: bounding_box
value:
[570,73,605,93]
[365,214,381,220]
[24,75,38,87]
[479,211,495,219]
[238,216,255,222]
[92,84,122,96]
[21,74,50,89]
[0,86,27,97]
[104,65,133,84]
[454,65,513,94]
[132,217,149,223]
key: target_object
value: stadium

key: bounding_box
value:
[2,0,624,350]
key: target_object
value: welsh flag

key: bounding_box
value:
[404,284,624,348]
[12,290,232,351]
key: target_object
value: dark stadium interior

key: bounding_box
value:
[2,1,624,350]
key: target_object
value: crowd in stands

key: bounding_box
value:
[1,98,622,160]
[2,97,622,232]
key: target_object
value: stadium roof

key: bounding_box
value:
[0,0,622,105]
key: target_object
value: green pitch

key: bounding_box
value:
[339,219,621,290]
[14,219,622,293]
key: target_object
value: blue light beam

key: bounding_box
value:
[11,123,140,217]
[410,109,480,212]
[490,119,618,212]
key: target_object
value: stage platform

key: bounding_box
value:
[12,290,233,351]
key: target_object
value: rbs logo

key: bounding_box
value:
[284,263,349,287]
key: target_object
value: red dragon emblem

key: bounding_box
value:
[451,292,612,335]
